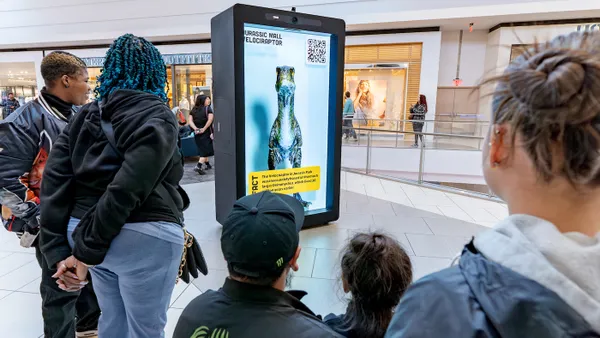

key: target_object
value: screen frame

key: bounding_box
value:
[232,4,345,227]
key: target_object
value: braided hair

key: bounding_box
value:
[95,34,168,101]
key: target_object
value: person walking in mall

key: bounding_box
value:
[1,92,21,119]
[343,91,357,141]
[386,31,600,337]
[189,94,214,175]
[0,51,100,338]
[40,34,186,338]
[409,94,427,148]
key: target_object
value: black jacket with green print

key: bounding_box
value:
[174,278,344,338]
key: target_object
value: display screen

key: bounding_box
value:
[244,23,335,213]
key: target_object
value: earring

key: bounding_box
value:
[495,129,500,135]
[65,85,70,88]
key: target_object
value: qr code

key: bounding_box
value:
[306,39,327,65]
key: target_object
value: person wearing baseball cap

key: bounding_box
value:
[174,191,343,338]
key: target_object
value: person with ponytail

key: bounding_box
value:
[325,232,412,338]
[40,34,186,337]
[386,31,600,338]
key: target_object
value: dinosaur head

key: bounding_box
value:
[275,66,296,95]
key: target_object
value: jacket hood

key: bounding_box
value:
[81,89,168,138]
[474,215,600,333]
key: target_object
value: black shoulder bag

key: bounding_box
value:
[99,104,208,283]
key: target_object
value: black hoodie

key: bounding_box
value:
[40,89,184,267]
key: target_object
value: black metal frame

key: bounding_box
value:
[211,4,345,228]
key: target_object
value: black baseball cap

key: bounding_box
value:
[221,191,305,278]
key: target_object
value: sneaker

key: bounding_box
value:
[76,330,98,338]
[193,164,205,175]
[412,144,419,148]
[204,162,213,170]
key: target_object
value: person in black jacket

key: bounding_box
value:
[40,34,185,338]
[1,92,20,119]
[409,94,427,148]
[0,51,100,338]
[385,31,600,338]
[174,192,343,338]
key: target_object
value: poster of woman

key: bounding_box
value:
[348,79,387,124]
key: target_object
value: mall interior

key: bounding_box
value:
[0,1,599,337]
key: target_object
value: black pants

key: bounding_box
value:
[35,244,101,337]
[413,124,424,145]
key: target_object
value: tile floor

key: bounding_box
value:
[0,172,507,337]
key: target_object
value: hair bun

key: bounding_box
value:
[508,49,586,112]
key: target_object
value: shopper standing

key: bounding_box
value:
[1,92,20,119]
[343,91,357,140]
[0,51,100,338]
[189,94,214,175]
[409,94,427,148]
[40,34,185,338]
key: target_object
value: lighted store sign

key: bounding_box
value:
[577,24,600,32]
[81,52,212,67]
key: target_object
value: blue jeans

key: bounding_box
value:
[67,218,184,338]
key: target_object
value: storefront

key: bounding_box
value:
[345,30,441,134]
[79,52,212,116]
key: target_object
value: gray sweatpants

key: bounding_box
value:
[68,218,183,338]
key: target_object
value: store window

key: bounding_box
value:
[86,66,175,105]
[0,62,38,113]
[344,43,423,131]
[173,65,212,118]
[80,53,212,113]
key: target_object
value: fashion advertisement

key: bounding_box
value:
[243,23,332,212]
[348,79,387,122]
[344,69,407,130]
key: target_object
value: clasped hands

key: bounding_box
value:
[53,255,89,292]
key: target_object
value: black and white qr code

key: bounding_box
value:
[306,39,327,65]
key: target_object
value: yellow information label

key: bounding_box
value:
[248,166,321,195]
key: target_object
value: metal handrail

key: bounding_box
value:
[349,126,485,140]
[345,118,490,124]
[341,126,500,202]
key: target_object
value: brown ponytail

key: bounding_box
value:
[339,232,412,338]
[487,31,600,186]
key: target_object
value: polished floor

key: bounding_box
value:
[0,171,507,337]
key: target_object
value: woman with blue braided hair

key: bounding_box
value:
[40,34,187,338]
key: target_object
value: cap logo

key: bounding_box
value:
[276,257,284,267]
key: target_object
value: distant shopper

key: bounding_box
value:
[1,92,20,118]
[0,51,100,338]
[343,91,357,140]
[325,233,412,338]
[409,94,427,148]
[40,34,186,338]
[386,32,600,338]
[189,94,214,174]
[174,191,343,338]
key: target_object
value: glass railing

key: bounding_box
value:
[341,122,500,201]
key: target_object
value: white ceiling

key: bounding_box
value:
[0,62,37,87]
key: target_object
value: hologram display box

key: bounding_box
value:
[211,4,345,228]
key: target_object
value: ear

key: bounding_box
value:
[289,247,301,272]
[341,275,350,294]
[489,124,509,168]
[61,75,70,88]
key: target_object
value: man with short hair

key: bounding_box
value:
[174,191,342,338]
[0,51,100,338]
[1,92,20,119]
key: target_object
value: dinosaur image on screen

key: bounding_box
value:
[268,66,310,208]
